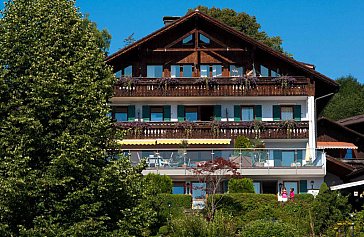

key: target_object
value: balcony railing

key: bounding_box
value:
[121,148,324,169]
[115,121,309,140]
[113,76,314,97]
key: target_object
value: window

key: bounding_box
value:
[283,181,298,194]
[212,65,222,77]
[253,182,261,194]
[230,65,243,77]
[183,65,193,77]
[241,106,254,121]
[271,68,280,77]
[260,65,269,77]
[199,34,210,44]
[281,106,294,120]
[150,107,163,121]
[172,183,185,194]
[114,70,121,78]
[147,65,163,78]
[124,65,132,77]
[113,107,128,122]
[171,65,180,78]
[200,65,209,77]
[282,151,295,167]
[185,107,198,121]
[182,34,193,45]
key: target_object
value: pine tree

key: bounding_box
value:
[0,0,154,235]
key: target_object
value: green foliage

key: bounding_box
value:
[150,194,192,234]
[145,173,173,194]
[234,135,253,149]
[123,33,136,47]
[311,183,351,235]
[239,220,297,237]
[0,0,154,235]
[228,178,255,193]
[169,211,237,237]
[322,75,364,120]
[188,6,285,53]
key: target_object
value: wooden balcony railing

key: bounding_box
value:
[115,121,309,140]
[113,76,314,97]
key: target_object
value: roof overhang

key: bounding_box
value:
[317,141,358,149]
[330,180,364,190]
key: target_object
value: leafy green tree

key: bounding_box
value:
[228,178,255,193]
[145,173,173,194]
[123,33,136,47]
[322,75,364,120]
[188,6,284,53]
[0,0,154,235]
[311,183,351,235]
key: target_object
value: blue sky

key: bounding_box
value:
[75,0,364,83]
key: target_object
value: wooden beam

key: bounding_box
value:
[153,48,247,52]
[164,29,197,49]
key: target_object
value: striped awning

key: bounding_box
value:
[317,142,358,149]
[117,139,156,145]
[156,139,231,145]
[117,139,231,145]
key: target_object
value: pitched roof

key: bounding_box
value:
[106,10,338,90]
[337,114,364,126]
[318,117,364,140]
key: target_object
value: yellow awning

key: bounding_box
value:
[117,139,156,145]
[156,139,231,145]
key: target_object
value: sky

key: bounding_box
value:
[74,0,364,83]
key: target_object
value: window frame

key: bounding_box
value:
[241,106,255,121]
[147,65,163,78]
[150,106,164,122]
[113,107,128,122]
[184,106,199,121]
[280,105,294,121]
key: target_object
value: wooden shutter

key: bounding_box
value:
[297,150,303,164]
[299,180,308,193]
[234,105,241,121]
[294,105,301,121]
[273,105,281,121]
[177,105,185,122]
[127,105,135,121]
[254,105,262,121]
[213,105,221,121]
[163,105,171,121]
[142,105,150,122]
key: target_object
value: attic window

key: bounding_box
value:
[182,35,193,45]
[199,34,210,44]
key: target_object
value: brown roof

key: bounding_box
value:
[318,117,364,140]
[337,114,364,126]
[106,10,338,90]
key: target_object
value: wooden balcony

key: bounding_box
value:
[115,121,309,140]
[113,76,314,97]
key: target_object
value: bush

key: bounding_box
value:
[170,211,237,237]
[234,135,253,148]
[149,194,192,234]
[228,178,255,193]
[145,173,173,194]
[239,220,297,237]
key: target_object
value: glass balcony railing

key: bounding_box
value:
[120,148,325,169]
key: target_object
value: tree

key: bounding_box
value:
[123,33,136,47]
[0,0,154,235]
[191,158,240,220]
[188,6,284,53]
[83,14,112,55]
[311,183,351,236]
[322,75,364,120]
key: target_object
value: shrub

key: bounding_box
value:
[145,173,173,194]
[234,135,253,149]
[239,220,297,237]
[228,178,255,193]
[170,211,237,237]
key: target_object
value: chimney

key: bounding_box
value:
[163,16,180,26]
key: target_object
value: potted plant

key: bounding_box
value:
[279,119,297,138]
[272,75,296,88]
